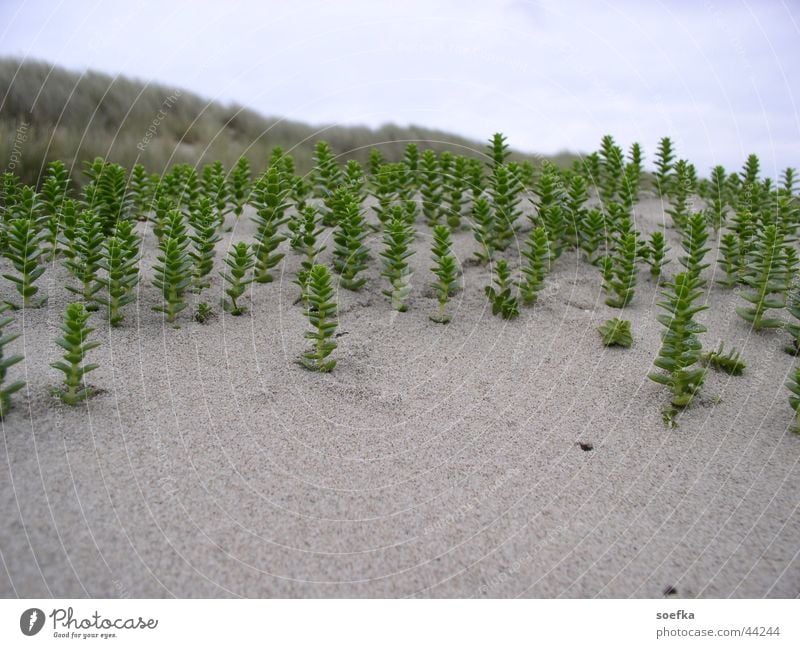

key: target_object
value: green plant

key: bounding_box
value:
[706,165,728,232]
[716,232,739,288]
[380,215,415,311]
[598,135,625,205]
[429,224,458,323]
[50,302,100,405]
[645,231,670,279]
[654,137,675,198]
[578,209,607,265]
[188,198,222,292]
[729,207,756,283]
[598,317,633,348]
[368,148,385,179]
[666,159,694,230]
[403,143,419,189]
[195,302,214,323]
[420,149,443,225]
[63,208,104,309]
[532,163,567,258]
[786,366,800,432]
[81,158,131,234]
[294,206,325,299]
[201,160,228,217]
[649,272,708,407]
[40,160,71,258]
[565,174,589,249]
[127,163,151,221]
[485,259,519,319]
[486,132,510,171]
[489,164,523,252]
[370,163,399,227]
[332,195,369,292]
[95,220,140,326]
[735,224,788,330]
[228,157,252,220]
[700,342,746,376]
[3,216,46,308]
[312,141,343,200]
[221,242,255,315]
[601,216,639,308]
[517,226,550,306]
[250,167,290,283]
[444,155,468,229]
[152,213,192,325]
[678,211,710,287]
[299,264,338,372]
[467,158,485,200]
[0,304,24,418]
[471,197,495,265]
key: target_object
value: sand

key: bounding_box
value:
[0,193,798,598]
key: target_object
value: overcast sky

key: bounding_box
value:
[1,0,798,174]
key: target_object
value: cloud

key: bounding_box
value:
[0,0,797,173]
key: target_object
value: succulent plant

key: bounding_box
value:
[598,135,625,205]
[645,231,670,279]
[299,264,338,372]
[293,206,325,299]
[531,163,567,258]
[486,133,510,171]
[601,215,639,308]
[517,226,550,306]
[598,317,633,348]
[578,209,607,265]
[429,224,458,324]
[188,198,222,292]
[201,160,229,218]
[489,164,523,252]
[0,304,24,418]
[380,214,415,311]
[194,302,214,324]
[786,365,800,432]
[228,157,252,220]
[471,197,495,265]
[250,168,290,283]
[485,259,519,320]
[666,159,694,230]
[63,207,104,309]
[444,155,468,229]
[420,149,443,225]
[127,163,151,221]
[81,158,131,234]
[678,211,711,287]
[736,224,789,330]
[706,165,728,232]
[152,212,192,325]
[51,302,100,405]
[649,272,708,407]
[95,220,140,326]
[654,137,676,198]
[221,242,255,315]
[701,342,746,376]
[332,193,370,291]
[3,216,46,308]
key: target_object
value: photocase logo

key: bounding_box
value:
[20,608,45,636]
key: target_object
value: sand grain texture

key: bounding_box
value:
[1,196,798,598]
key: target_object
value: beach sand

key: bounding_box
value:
[1,193,798,598]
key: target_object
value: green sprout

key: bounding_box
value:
[0,304,24,418]
[221,242,255,316]
[598,317,633,348]
[678,211,710,287]
[700,342,746,376]
[666,159,694,230]
[601,215,639,308]
[152,211,192,325]
[489,164,523,252]
[444,155,468,229]
[294,206,325,299]
[654,137,675,198]
[517,226,551,306]
[645,231,670,279]
[649,272,708,407]
[3,216,46,309]
[250,167,290,283]
[485,259,519,320]
[201,160,229,218]
[128,163,151,221]
[380,214,415,311]
[96,220,140,326]
[578,209,607,265]
[228,157,252,220]
[51,302,100,405]
[299,264,338,373]
[531,162,567,259]
[786,366,800,432]
[81,158,131,234]
[420,149,443,225]
[332,193,370,291]
[486,132,510,171]
[64,208,105,309]
[194,302,214,324]
[735,224,788,330]
[188,198,222,293]
[429,224,458,324]
[40,160,71,259]
[598,135,625,206]
[706,165,728,232]
[471,197,495,265]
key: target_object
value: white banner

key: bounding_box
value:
[0,599,795,647]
